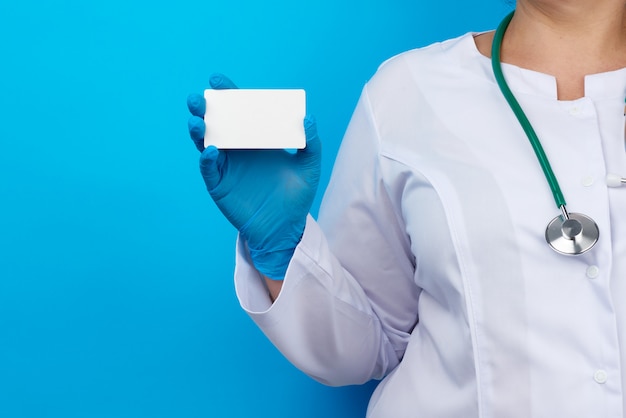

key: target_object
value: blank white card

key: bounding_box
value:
[204,89,306,149]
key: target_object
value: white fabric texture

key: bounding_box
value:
[234,33,626,417]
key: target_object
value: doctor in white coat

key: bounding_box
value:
[187,0,626,416]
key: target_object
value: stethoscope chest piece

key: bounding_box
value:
[545,212,599,255]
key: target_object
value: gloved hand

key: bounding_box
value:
[187,74,321,280]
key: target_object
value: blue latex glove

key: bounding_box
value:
[187,74,321,280]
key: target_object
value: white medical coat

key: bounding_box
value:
[234,33,626,417]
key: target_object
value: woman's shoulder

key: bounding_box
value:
[366,33,491,106]
[368,32,487,89]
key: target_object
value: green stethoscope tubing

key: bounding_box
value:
[491,11,566,209]
[490,11,599,255]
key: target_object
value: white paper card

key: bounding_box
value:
[204,89,306,149]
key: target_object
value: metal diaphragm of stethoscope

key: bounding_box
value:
[491,11,613,256]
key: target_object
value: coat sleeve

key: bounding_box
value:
[234,82,421,387]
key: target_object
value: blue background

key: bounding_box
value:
[0,1,511,417]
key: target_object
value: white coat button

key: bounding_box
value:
[569,106,581,116]
[582,176,594,187]
[586,266,600,279]
[594,370,608,384]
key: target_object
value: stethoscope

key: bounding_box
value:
[491,11,625,255]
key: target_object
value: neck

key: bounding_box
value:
[504,1,626,99]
